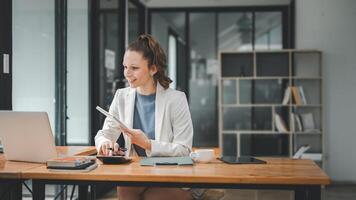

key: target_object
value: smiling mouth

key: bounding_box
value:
[128,79,137,84]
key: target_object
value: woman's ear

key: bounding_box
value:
[150,65,158,76]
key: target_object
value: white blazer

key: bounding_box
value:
[95,83,193,157]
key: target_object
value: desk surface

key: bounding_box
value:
[22,157,330,186]
[0,146,96,179]
[56,146,97,156]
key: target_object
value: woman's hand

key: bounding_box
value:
[121,127,151,151]
[99,142,125,156]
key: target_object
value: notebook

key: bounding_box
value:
[140,156,194,166]
[0,111,58,163]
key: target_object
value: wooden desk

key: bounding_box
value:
[0,146,96,200]
[56,146,97,156]
[23,157,330,200]
[0,155,42,199]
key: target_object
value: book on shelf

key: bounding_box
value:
[300,113,315,131]
[298,86,307,104]
[282,86,307,105]
[274,113,288,133]
[282,86,291,105]
[289,113,295,132]
[47,156,96,168]
[291,86,303,105]
[290,112,303,132]
[293,145,310,159]
[295,113,303,132]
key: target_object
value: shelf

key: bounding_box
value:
[222,107,272,131]
[240,134,290,156]
[220,50,323,160]
[222,134,237,156]
[291,104,322,107]
[221,53,253,77]
[292,52,321,77]
[256,52,289,77]
[221,104,322,107]
[222,130,322,134]
[222,104,290,107]
[221,77,321,80]
[294,131,322,134]
[254,49,292,53]
[239,79,289,104]
[293,134,322,153]
[221,104,321,107]
[221,76,290,80]
[221,131,238,134]
[238,131,290,134]
[291,77,322,80]
[292,49,321,53]
[223,130,286,134]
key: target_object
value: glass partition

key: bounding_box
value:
[12,0,56,131]
[150,9,286,148]
[128,1,139,44]
[255,12,282,50]
[189,12,218,147]
[98,0,122,110]
[218,12,253,51]
[150,12,186,91]
[67,0,89,144]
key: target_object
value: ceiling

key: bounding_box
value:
[140,0,291,8]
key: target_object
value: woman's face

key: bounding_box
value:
[123,50,156,89]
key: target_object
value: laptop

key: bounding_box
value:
[0,111,58,163]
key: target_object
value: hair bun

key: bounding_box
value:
[127,34,171,89]
[138,34,150,42]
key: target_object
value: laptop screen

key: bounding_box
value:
[0,111,58,163]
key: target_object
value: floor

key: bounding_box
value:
[21,183,356,200]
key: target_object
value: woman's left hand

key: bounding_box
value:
[121,126,151,150]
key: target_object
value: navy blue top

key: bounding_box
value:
[133,92,156,156]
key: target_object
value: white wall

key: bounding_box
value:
[296,0,356,182]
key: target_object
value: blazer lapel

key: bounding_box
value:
[125,88,136,128]
[155,83,166,141]
[124,88,136,155]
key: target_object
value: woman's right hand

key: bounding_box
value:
[100,141,113,156]
[99,141,125,156]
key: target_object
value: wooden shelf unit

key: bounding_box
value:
[219,50,323,166]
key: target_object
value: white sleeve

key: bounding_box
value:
[94,90,122,153]
[148,92,193,157]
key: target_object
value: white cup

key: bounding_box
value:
[189,149,215,163]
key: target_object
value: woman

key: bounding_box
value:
[95,34,196,200]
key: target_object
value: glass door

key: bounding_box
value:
[189,12,218,147]
[66,0,90,144]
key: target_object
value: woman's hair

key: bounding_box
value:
[127,34,172,89]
